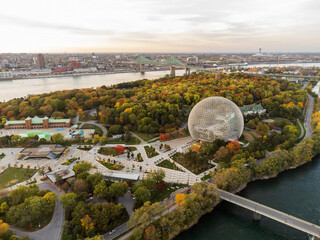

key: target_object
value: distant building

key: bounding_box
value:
[0,72,13,79]
[240,103,266,116]
[37,54,45,69]
[5,116,71,129]
[187,56,198,63]
[71,60,81,70]
[20,144,67,160]
[73,67,97,73]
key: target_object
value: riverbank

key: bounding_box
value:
[0,69,186,102]
[4,69,171,81]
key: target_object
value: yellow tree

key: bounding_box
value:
[175,193,186,207]
[0,220,9,237]
[81,214,94,231]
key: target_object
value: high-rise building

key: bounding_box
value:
[71,60,81,70]
[37,54,45,69]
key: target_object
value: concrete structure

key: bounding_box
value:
[219,189,320,239]
[240,103,266,116]
[103,172,140,182]
[5,116,71,129]
[46,167,75,183]
[37,53,45,69]
[20,144,67,160]
[188,97,244,142]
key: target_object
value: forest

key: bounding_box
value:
[0,73,307,136]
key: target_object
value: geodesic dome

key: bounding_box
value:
[188,97,244,142]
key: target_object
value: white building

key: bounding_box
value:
[0,72,13,79]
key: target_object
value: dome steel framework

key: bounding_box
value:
[188,97,244,142]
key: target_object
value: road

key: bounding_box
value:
[303,93,314,141]
[219,189,320,238]
[10,182,64,240]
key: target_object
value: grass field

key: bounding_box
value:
[0,167,37,189]
[151,183,187,203]
[157,160,183,171]
[106,136,141,145]
[132,132,159,142]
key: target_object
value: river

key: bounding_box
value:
[175,157,320,240]
[0,70,185,102]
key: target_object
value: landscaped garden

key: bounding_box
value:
[98,159,124,170]
[106,136,141,145]
[98,146,123,156]
[0,167,37,189]
[144,146,159,158]
[171,151,214,175]
[157,160,183,172]
[62,157,79,165]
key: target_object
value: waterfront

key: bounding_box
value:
[0,70,184,102]
[175,157,320,240]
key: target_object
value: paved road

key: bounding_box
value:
[11,182,64,240]
[219,189,320,238]
[303,93,314,141]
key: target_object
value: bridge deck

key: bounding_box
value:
[219,189,320,238]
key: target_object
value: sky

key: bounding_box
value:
[0,0,319,53]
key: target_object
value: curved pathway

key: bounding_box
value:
[11,182,64,240]
[78,121,107,136]
[303,94,314,141]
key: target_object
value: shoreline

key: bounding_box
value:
[0,69,171,81]
[172,156,317,240]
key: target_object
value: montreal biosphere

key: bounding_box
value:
[188,97,244,142]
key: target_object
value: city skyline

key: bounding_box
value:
[0,0,319,53]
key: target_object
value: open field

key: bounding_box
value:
[0,167,37,189]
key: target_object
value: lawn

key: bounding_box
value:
[144,146,159,158]
[0,167,37,189]
[150,183,188,203]
[157,160,183,171]
[81,124,103,136]
[132,132,159,142]
[106,136,141,145]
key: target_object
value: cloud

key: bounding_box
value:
[0,14,115,36]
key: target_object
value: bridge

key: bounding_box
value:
[132,56,190,76]
[219,189,320,239]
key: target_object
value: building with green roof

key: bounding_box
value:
[240,103,266,116]
[5,116,71,129]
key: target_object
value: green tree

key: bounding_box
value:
[73,162,91,175]
[133,187,151,207]
[93,180,108,198]
[51,133,65,144]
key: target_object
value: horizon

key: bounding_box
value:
[1,0,319,53]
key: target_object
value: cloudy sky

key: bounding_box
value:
[0,0,319,53]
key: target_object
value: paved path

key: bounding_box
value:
[11,182,64,240]
[78,121,107,136]
[303,93,314,141]
[219,189,320,238]
[297,119,304,140]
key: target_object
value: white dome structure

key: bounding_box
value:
[188,97,244,142]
